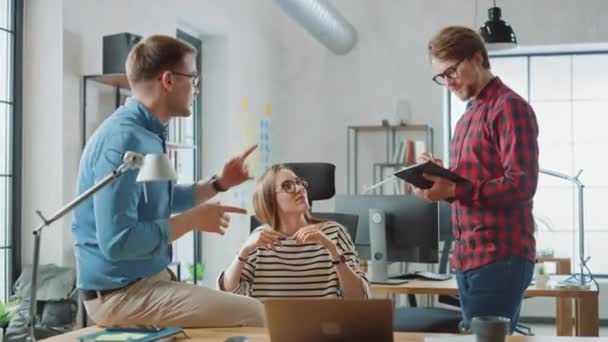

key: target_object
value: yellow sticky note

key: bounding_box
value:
[265,103,272,116]
[240,98,249,111]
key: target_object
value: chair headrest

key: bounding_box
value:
[283,162,335,201]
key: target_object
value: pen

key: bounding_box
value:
[362,176,397,193]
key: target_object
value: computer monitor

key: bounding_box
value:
[335,194,438,283]
[335,194,439,263]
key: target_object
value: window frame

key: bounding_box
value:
[0,0,23,301]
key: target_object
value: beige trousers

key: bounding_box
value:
[83,270,266,328]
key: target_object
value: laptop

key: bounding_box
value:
[264,299,393,342]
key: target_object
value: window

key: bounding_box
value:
[446,48,608,276]
[1,0,21,301]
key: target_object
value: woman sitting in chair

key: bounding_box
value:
[218,164,368,300]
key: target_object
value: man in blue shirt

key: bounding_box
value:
[72,35,265,328]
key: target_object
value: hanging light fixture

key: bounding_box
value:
[479,0,517,51]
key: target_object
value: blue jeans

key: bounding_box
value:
[456,256,534,333]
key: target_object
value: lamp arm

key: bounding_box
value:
[27,151,142,341]
[539,168,571,181]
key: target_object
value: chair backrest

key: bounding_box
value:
[437,235,459,307]
[311,212,358,242]
[283,162,335,206]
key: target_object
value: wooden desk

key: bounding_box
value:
[371,276,599,337]
[537,257,573,335]
[43,326,608,341]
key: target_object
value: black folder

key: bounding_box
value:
[394,161,469,190]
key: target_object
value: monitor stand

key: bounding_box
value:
[368,208,408,285]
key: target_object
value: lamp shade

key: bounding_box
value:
[136,154,177,182]
[479,6,517,51]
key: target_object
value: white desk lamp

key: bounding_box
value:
[27,151,176,341]
[539,168,591,289]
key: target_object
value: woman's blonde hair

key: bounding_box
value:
[252,164,324,231]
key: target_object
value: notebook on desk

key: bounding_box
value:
[265,299,393,342]
[77,326,185,342]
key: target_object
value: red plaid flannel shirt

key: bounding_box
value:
[449,77,539,272]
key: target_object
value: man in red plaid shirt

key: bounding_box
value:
[415,26,539,333]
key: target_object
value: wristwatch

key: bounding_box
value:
[331,254,346,265]
[210,175,228,192]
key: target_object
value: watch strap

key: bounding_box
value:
[211,175,228,192]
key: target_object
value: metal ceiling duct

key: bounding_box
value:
[274,0,358,55]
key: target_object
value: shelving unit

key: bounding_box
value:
[347,124,433,194]
[81,74,129,149]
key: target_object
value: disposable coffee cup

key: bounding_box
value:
[471,316,510,342]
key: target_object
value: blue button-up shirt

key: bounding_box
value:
[71,98,195,290]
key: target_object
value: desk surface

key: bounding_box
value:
[43,327,608,341]
[370,276,598,298]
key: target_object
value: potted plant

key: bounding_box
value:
[0,300,18,339]
[535,263,550,288]
[187,262,206,283]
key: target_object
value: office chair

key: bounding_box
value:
[393,236,462,333]
[393,235,533,335]
[249,162,358,241]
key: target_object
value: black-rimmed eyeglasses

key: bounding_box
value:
[276,178,309,194]
[432,59,465,86]
[171,71,200,88]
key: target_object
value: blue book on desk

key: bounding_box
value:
[77,326,185,341]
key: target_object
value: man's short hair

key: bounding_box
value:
[428,26,490,69]
[125,35,197,85]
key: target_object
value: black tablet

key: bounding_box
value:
[393,161,470,190]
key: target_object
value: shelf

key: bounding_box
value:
[348,124,431,132]
[347,123,433,194]
[85,74,130,90]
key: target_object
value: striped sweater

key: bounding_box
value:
[218,222,369,300]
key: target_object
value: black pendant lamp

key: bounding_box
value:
[479,0,517,51]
